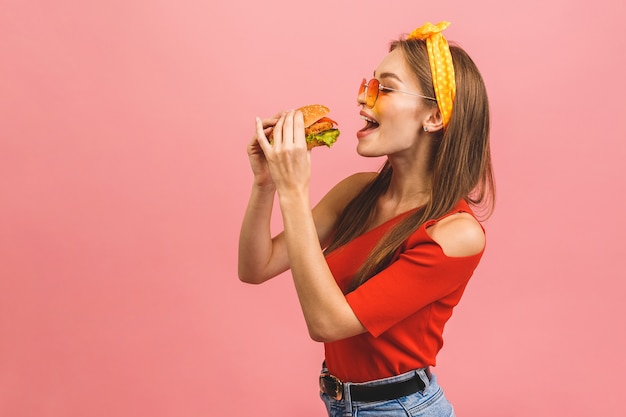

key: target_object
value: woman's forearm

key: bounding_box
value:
[238,184,287,284]
[278,191,364,342]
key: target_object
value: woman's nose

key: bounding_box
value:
[357,90,367,106]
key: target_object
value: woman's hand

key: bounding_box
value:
[255,109,311,196]
[247,112,281,189]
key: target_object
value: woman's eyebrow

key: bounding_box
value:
[374,71,403,83]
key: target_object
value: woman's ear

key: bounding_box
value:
[423,108,444,133]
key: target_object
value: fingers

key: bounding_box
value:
[254,109,306,151]
[251,110,311,190]
[274,109,306,148]
[273,111,286,147]
[255,116,272,152]
[252,113,281,142]
[257,111,281,128]
[293,110,305,148]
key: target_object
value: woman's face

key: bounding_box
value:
[356,48,432,158]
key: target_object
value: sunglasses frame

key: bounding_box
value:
[358,78,436,108]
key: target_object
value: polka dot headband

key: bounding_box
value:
[407,21,456,128]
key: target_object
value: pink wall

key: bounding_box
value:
[2,1,625,416]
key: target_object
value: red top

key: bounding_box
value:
[324,199,484,383]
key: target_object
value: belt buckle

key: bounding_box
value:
[319,372,343,400]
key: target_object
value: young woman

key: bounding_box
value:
[238,21,494,417]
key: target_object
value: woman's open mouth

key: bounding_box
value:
[357,114,379,138]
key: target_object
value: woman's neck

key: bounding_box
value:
[382,155,432,212]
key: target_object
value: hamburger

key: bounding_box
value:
[270,104,340,149]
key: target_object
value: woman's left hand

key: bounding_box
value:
[255,109,311,196]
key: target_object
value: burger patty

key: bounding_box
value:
[305,121,334,136]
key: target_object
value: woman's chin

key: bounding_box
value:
[356,140,384,158]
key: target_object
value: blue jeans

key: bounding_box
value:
[319,367,455,417]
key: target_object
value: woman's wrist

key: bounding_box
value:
[252,180,276,194]
[277,188,310,213]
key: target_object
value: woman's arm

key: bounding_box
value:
[238,112,371,286]
[254,109,370,342]
[238,114,285,284]
[237,180,288,284]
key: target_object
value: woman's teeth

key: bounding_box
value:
[360,115,379,128]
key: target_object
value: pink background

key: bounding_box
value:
[1,1,625,416]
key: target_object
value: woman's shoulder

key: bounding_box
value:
[313,172,378,248]
[323,171,377,201]
[337,171,378,188]
[424,203,486,258]
[315,172,376,217]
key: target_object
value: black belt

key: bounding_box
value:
[319,368,430,402]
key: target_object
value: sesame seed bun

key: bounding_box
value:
[299,104,330,127]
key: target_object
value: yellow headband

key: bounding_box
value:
[407,21,456,128]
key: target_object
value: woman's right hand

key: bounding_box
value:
[247,112,282,188]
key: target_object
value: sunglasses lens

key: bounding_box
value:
[358,79,366,97]
[358,79,379,108]
[369,79,379,107]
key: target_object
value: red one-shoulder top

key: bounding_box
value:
[323,199,484,383]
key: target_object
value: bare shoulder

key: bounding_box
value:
[426,212,486,257]
[321,172,377,208]
[313,172,377,246]
[335,172,378,192]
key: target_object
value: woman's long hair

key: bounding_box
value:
[324,38,495,292]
